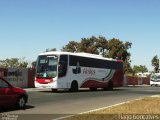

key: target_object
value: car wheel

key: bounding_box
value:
[16,96,26,109]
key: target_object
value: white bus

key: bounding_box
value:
[35,52,123,92]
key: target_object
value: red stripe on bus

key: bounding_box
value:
[36,78,53,84]
[80,80,108,88]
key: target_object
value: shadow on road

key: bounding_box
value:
[36,86,160,96]
[0,105,35,113]
[37,87,128,94]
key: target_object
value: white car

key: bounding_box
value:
[150,73,160,86]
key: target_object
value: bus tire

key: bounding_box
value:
[106,81,113,91]
[90,88,97,91]
[70,81,78,92]
[52,89,57,92]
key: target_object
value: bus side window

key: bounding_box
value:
[58,55,68,77]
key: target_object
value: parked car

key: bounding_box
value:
[150,73,160,86]
[0,77,28,109]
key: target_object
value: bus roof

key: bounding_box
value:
[39,51,122,62]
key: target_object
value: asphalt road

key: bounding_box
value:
[1,86,160,120]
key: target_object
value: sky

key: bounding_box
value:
[0,0,160,71]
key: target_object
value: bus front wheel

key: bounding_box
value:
[70,81,78,92]
[52,89,57,92]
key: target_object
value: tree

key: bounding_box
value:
[96,36,108,57]
[78,36,99,54]
[61,41,79,52]
[107,38,132,60]
[0,57,28,68]
[18,57,28,68]
[151,55,159,73]
[107,38,132,73]
[62,36,132,73]
[133,65,148,73]
[62,36,108,55]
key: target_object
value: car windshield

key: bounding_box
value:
[0,79,9,88]
[36,55,58,78]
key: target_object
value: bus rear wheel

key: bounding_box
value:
[104,81,113,91]
[90,88,97,91]
[70,81,78,92]
[107,81,113,91]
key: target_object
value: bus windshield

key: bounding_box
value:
[36,55,58,78]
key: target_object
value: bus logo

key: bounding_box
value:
[72,61,81,74]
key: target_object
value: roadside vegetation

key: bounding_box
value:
[64,96,160,120]
[0,35,159,74]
